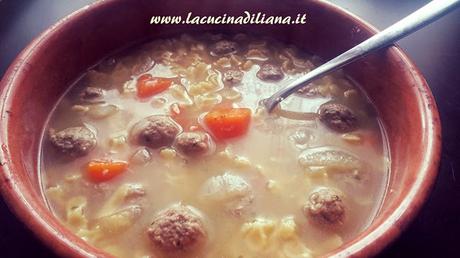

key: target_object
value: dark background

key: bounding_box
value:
[1,0,459,257]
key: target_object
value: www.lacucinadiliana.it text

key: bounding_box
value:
[150,11,308,25]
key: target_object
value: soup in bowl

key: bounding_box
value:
[41,32,388,257]
[0,0,441,257]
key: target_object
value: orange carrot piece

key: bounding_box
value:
[86,160,128,183]
[136,74,172,98]
[204,107,251,140]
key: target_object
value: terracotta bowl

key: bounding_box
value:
[0,0,441,257]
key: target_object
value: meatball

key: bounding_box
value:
[303,187,345,226]
[200,173,254,216]
[130,115,181,149]
[49,126,97,157]
[210,40,238,56]
[256,63,284,81]
[147,205,207,252]
[174,132,214,157]
[223,69,244,85]
[80,87,105,103]
[318,103,358,132]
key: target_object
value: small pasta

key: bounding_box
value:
[220,88,242,101]
[71,104,89,113]
[108,131,128,149]
[122,79,137,95]
[169,84,193,105]
[276,216,297,240]
[189,81,219,96]
[97,183,145,217]
[182,62,210,83]
[66,196,88,229]
[242,60,254,71]
[241,216,313,258]
[86,104,119,119]
[241,217,277,250]
[215,57,231,68]
[246,48,269,60]
[159,148,177,160]
[96,205,143,234]
[194,93,222,110]
[217,148,254,170]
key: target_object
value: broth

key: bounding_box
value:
[40,33,389,258]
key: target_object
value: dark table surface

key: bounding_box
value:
[1,0,459,257]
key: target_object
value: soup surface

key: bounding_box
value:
[41,33,389,258]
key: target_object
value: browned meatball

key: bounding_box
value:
[211,40,238,56]
[319,103,358,132]
[223,69,244,85]
[174,132,214,157]
[147,205,207,252]
[49,126,97,157]
[303,187,345,226]
[130,115,181,149]
[256,63,284,81]
[80,87,105,103]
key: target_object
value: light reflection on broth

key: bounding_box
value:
[40,33,389,258]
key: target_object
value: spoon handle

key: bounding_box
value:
[264,0,460,112]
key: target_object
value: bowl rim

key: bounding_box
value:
[0,0,442,257]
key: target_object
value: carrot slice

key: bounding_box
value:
[204,107,251,140]
[86,160,128,183]
[136,74,172,98]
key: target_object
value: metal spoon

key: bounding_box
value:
[264,0,460,112]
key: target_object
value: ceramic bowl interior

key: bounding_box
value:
[0,0,441,257]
